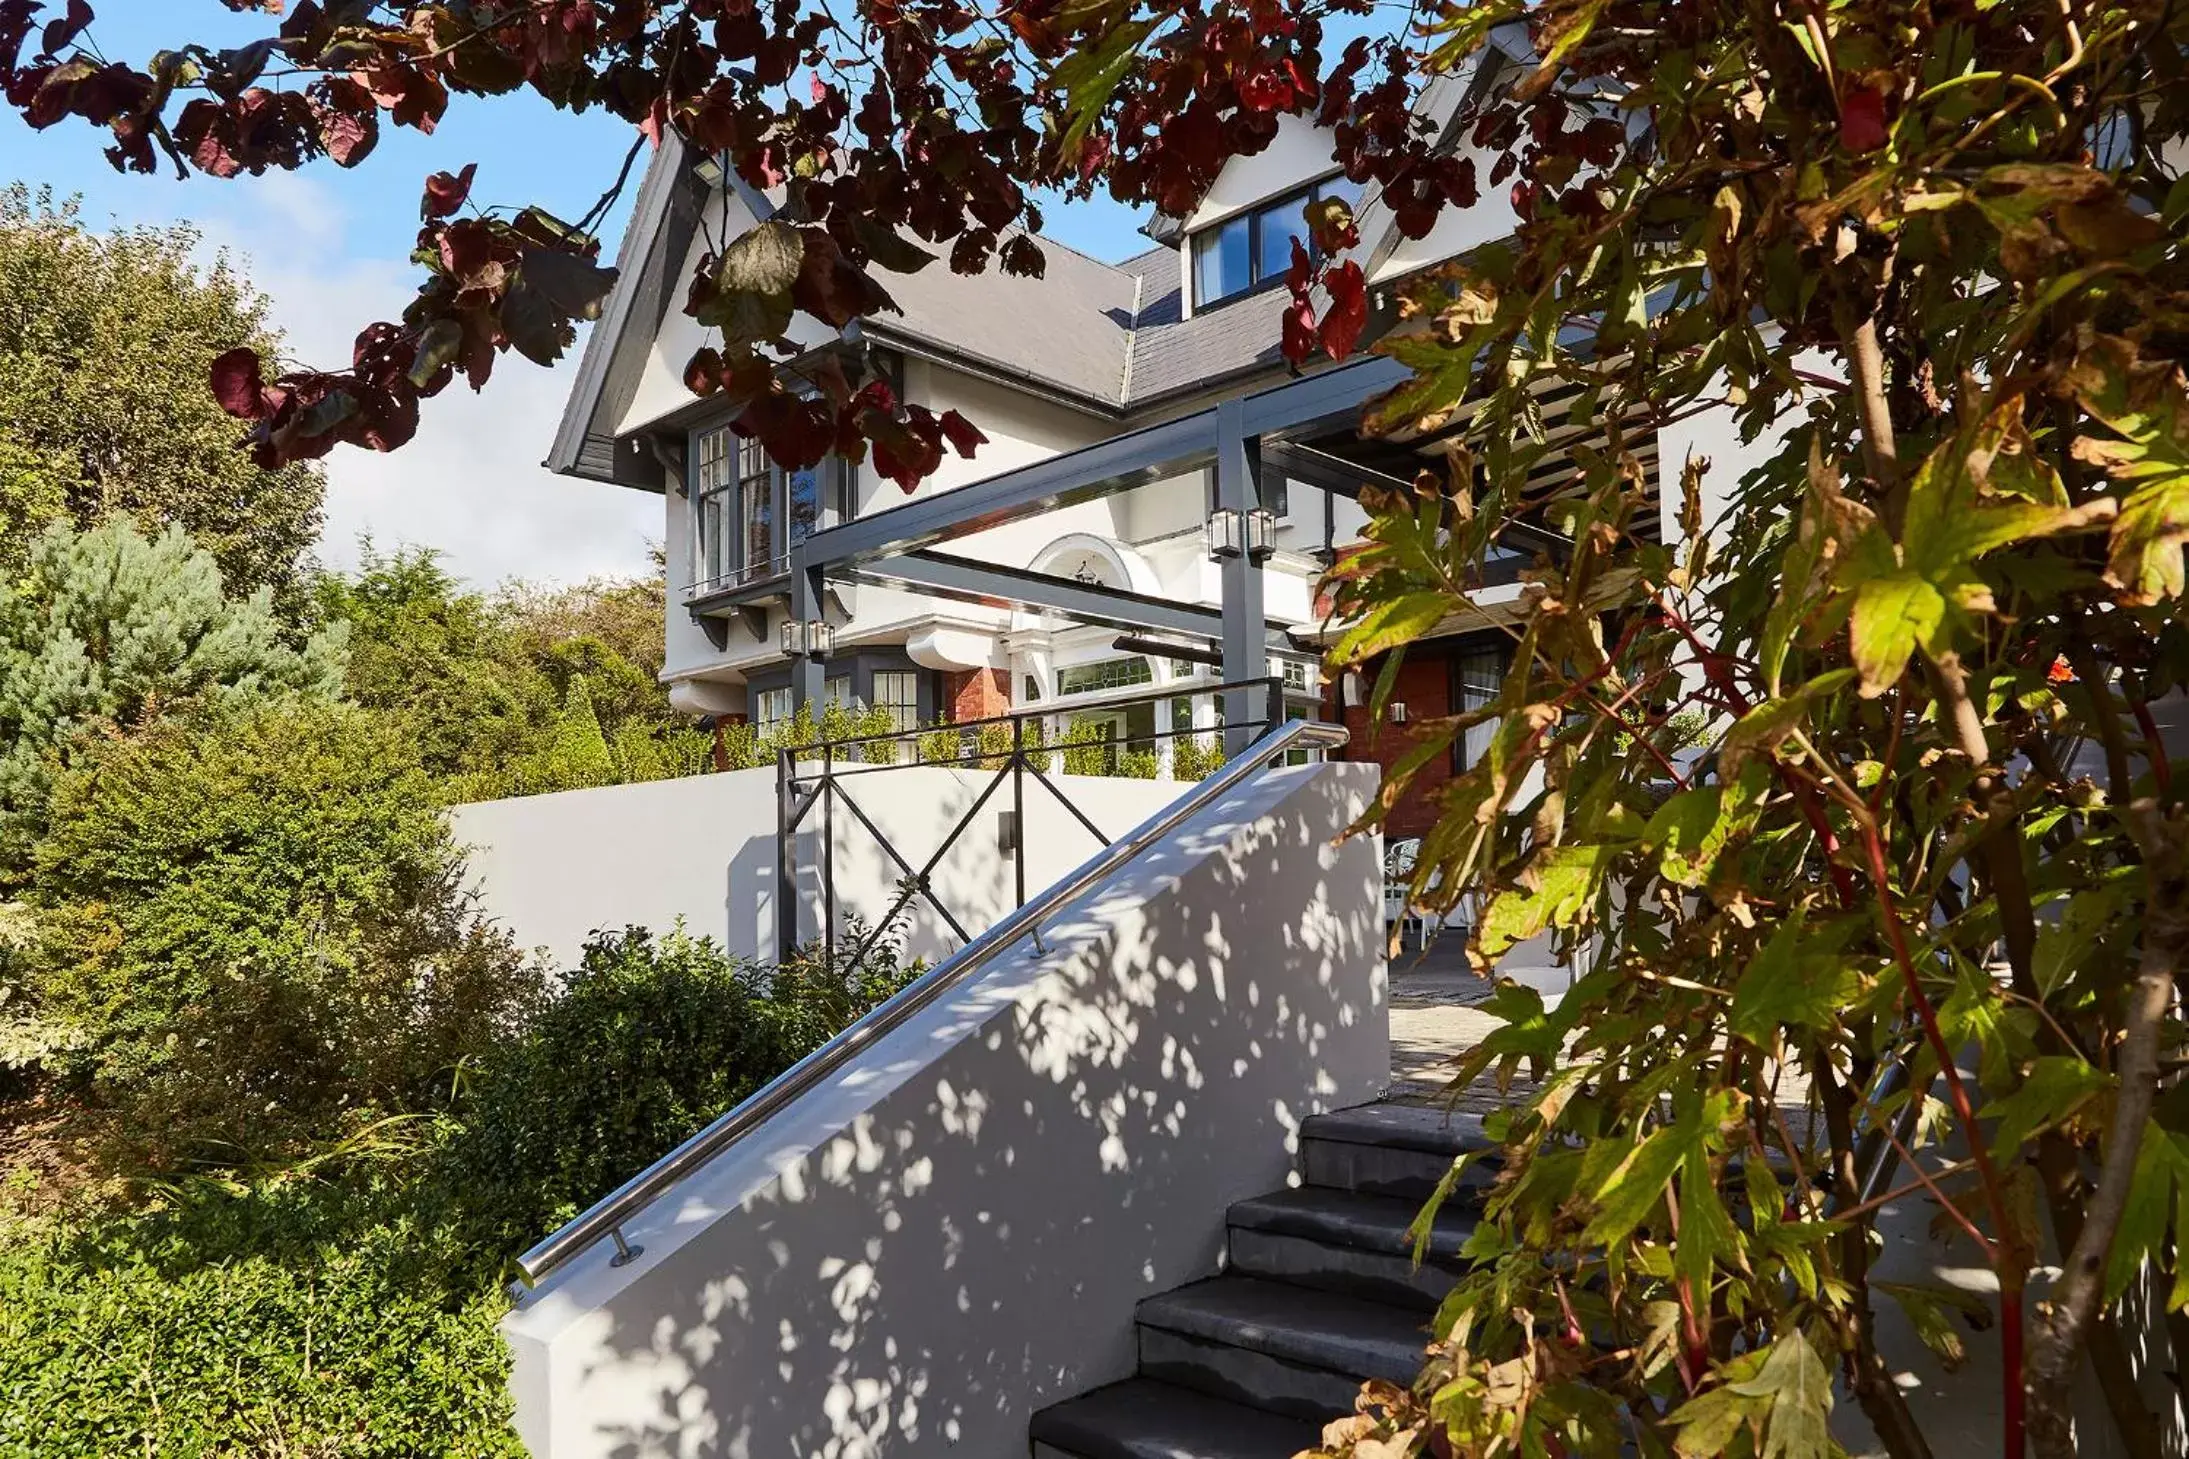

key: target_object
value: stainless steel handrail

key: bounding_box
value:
[514,716,1351,1287]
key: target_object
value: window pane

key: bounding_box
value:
[755,688,793,738]
[1257,196,1310,284]
[1456,647,1504,771]
[1056,656,1154,696]
[786,464,822,543]
[1191,214,1250,307]
[699,492,733,585]
[873,671,919,733]
[1316,173,1364,210]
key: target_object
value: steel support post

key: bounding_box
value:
[1215,399,1266,756]
[788,549,826,714]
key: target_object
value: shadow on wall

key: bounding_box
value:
[505,764,1390,1459]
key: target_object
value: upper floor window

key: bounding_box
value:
[690,424,853,595]
[1190,174,1364,311]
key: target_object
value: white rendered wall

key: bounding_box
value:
[502,761,1389,1459]
[450,765,1194,969]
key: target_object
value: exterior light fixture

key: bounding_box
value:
[779,619,835,656]
[1206,507,1279,562]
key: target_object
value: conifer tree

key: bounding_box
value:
[0,516,348,870]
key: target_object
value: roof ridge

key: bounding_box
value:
[1117,256,1143,404]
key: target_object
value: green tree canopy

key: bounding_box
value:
[0,516,347,871]
[0,186,325,603]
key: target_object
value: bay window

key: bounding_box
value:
[689,424,854,596]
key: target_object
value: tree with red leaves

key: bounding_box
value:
[0,0,1451,483]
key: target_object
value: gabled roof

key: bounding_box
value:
[551,58,1512,485]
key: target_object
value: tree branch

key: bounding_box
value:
[2025,800,2189,1457]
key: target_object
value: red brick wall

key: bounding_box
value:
[1329,652,1454,839]
[944,667,1010,722]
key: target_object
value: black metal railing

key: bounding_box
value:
[774,675,1287,969]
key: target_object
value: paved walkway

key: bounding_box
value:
[1383,931,1561,1114]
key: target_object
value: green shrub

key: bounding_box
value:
[0,516,348,869]
[1060,720,1111,775]
[918,724,964,765]
[19,697,541,1173]
[1118,748,1159,779]
[438,925,774,1253]
[441,921,920,1256]
[1170,733,1225,781]
[0,1201,523,1459]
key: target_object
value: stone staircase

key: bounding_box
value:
[1029,1103,1501,1459]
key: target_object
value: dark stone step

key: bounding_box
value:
[1029,1377,1321,1459]
[1299,1104,1500,1201]
[1135,1276,1428,1421]
[1226,1186,1477,1310]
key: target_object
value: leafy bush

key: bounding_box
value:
[18,696,540,1171]
[0,1197,522,1459]
[1170,733,1224,782]
[442,921,919,1256]
[1117,748,1159,779]
[1060,720,1111,775]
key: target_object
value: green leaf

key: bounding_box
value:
[2103,1121,2178,1306]
[1049,19,1153,155]
[1985,1054,2110,1160]
[1477,843,1619,960]
[2063,334,2189,604]
[701,220,805,345]
[1848,569,1946,695]
[1331,591,1450,666]
[1721,670,1856,768]
[1582,1123,1685,1248]
[1729,913,1862,1044]
[1729,1330,1835,1459]
[1876,1282,1987,1371]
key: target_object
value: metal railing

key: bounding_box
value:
[775,675,1286,971]
[514,713,1350,1287]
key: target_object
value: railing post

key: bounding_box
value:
[1012,713,1026,909]
[822,740,836,971]
[775,745,798,965]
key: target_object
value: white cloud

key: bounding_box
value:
[198,176,661,591]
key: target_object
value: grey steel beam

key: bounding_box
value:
[1263,439,1416,499]
[799,409,1222,569]
[1237,355,1409,443]
[1215,398,1268,755]
[843,549,1293,646]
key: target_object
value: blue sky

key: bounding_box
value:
[0,3,1152,586]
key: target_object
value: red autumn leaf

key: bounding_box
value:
[1318,260,1368,361]
[41,0,90,58]
[422,162,477,220]
[1237,65,1292,113]
[937,408,986,458]
[1281,296,1317,366]
[210,346,269,419]
[1287,235,1311,292]
[1839,86,1889,153]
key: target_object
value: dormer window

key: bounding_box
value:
[1190,175,1364,311]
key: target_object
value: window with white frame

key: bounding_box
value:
[754,687,793,738]
[1455,645,1506,772]
[873,671,919,733]
[1191,175,1365,311]
[692,426,736,591]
